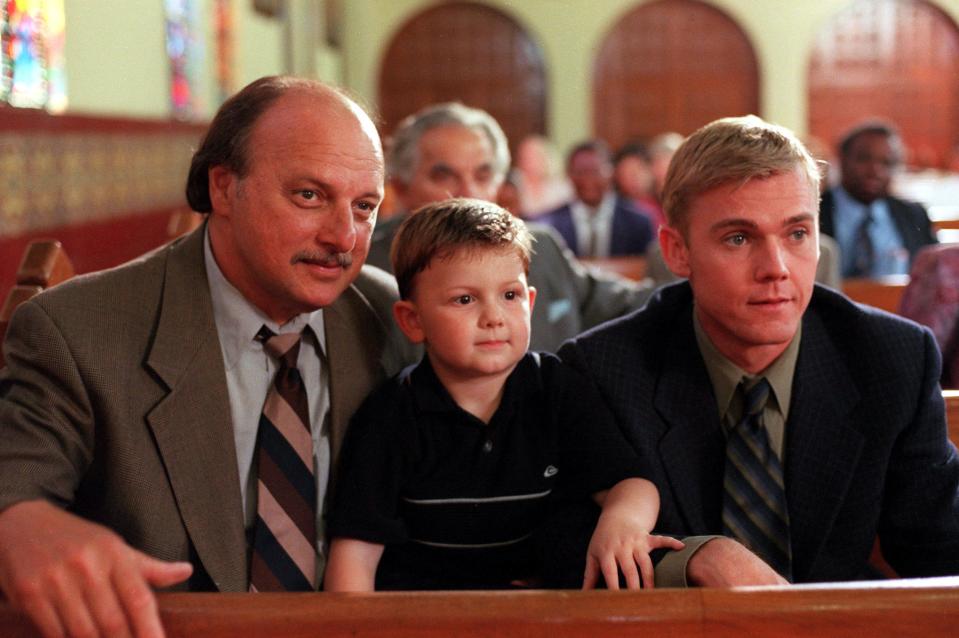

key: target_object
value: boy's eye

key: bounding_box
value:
[455,295,473,305]
[504,290,517,300]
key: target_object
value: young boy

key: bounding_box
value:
[325,199,679,591]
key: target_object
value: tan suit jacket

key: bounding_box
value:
[0,227,409,591]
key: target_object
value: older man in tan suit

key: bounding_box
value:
[0,77,412,637]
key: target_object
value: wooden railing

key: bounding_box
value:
[1,578,957,637]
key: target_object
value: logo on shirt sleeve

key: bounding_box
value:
[543,465,559,478]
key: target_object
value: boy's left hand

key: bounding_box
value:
[582,516,684,590]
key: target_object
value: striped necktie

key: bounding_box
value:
[249,327,317,591]
[722,378,792,581]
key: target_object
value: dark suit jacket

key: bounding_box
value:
[0,226,410,591]
[536,197,654,257]
[556,282,959,583]
[819,188,938,269]
[366,214,653,353]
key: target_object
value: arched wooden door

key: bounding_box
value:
[808,0,959,168]
[593,0,760,150]
[378,2,547,153]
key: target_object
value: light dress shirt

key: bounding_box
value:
[570,191,617,257]
[832,186,910,277]
[204,230,332,583]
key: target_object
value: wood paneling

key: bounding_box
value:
[593,0,759,150]
[378,2,546,152]
[808,0,959,168]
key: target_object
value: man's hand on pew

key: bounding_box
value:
[686,537,788,587]
[0,500,192,638]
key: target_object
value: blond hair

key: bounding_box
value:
[662,115,822,233]
[391,198,533,300]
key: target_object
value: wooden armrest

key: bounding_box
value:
[15,240,74,288]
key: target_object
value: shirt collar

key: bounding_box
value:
[571,190,616,221]
[693,309,800,424]
[204,227,326,371]
[408,353,540,422]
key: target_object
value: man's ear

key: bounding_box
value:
[659,225,692,279]
[393,300,425,344]
[209,166,236,216]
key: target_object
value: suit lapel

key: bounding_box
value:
[653,311,727,533]
[324,285,388,469]
[785,305,864,580]
[144,227,247,591]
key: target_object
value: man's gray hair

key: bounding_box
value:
[387,102,511,185]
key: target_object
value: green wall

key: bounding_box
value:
[54,0,959,144]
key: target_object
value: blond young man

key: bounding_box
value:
[550,115,959,587]
[325,199,680,591]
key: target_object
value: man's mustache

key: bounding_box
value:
[291,250,353,268]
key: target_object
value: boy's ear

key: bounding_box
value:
[393,300,425,344]
[527,285,537,313]
[659,225,691,279]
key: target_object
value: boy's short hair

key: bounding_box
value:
[662,115,822,234]
[391,198,534,300]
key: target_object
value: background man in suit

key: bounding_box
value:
[366,103,654,352]
[554,115,959,586]
[537,140,655,258]
[820,121,937,277]
[0,76,411,636]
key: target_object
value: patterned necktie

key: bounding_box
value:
[722,378,792,581]
[249,327,317,591]
[852,207,875,277]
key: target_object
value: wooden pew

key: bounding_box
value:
[842,275,910,314]
[946,390,959,447]
[1,579,957,637]
[0,241,74,367]
[580,255,648,281]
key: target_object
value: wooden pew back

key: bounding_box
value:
[842,275,909,314]
[2,579,957,637]
[946,390,959,447]
[0,240,74,367]
[580,255,648,281]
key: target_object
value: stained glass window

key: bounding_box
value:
[214,0,233,104]
[164,0,202,119]
[1,0,67,111]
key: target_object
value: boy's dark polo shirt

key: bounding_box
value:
[328,351,639,589]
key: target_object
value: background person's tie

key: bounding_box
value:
[249,327,317,591]
[587,212,602,258]
[852,207,875,277]
[722,378,792,581]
